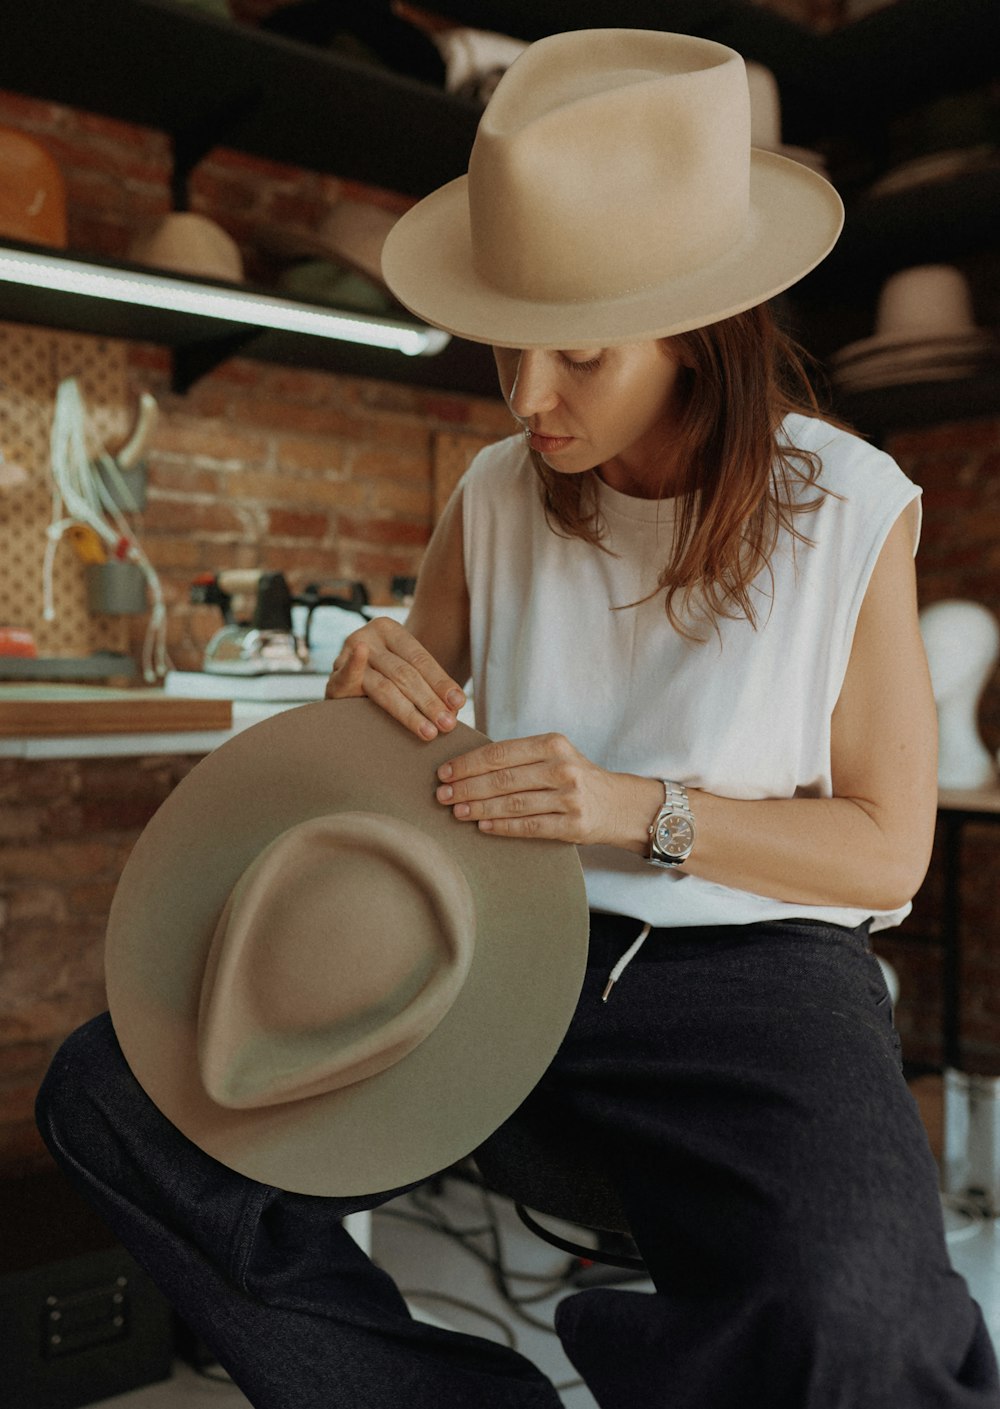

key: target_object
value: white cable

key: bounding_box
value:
[601,922,652,1002]
[45,378,170,681]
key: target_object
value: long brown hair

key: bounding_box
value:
[532,303,843,637]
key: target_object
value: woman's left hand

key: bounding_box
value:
[434,732,657,851]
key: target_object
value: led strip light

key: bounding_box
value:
[0,245,451,357]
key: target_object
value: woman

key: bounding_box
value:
[325,26,997,1408]
[37,28,997,1409]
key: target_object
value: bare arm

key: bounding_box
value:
[678,511,938,909]
[434,510,939,913]
[326,484,471,740]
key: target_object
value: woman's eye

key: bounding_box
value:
[564,355,603,373]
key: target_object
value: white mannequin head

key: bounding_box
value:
[920,599,999,789]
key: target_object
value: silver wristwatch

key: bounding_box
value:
[647,779,695,868]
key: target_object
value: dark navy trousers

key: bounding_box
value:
[36,915,1000,1408]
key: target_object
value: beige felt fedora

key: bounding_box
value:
[128,212,244,283]
[105,700,589,1197]
[381,29,844,349]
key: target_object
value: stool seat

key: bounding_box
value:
[473,1112,631,1236]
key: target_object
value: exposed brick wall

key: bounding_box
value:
[873,417,1000,1072]
[124,344,513,667]
[2,13,999,1185]
[0,754,201,1174]
[0,88,516,1175]
[0,89,515,649]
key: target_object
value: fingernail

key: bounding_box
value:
[446,690,464,710]
[478,820,493,832]
[454,803,470,819]
[437,785,453,803]
[438,763,453,781]
[437,714,455,731]
[420,721,438,740]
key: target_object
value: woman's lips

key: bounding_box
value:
[528,432,575,454]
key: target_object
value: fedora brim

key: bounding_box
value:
[106,700,589,1197]
[381,149,843,348]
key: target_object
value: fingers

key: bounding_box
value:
[437,734,569,785]
[435,734,587,838]
[325,618,466,741]
[325,640,368,698]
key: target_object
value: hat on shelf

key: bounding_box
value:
[395,2,528,106]
[105,699,589,1197]
[262,197,402,310]
[867,85,999,199]
[866,145,998,200]
[745,63,828,177]
[830,264,995,392]
[128,212,244,283]
[0,128,67,248]
[380,28,844,349]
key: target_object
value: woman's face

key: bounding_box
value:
[492,340,688,494]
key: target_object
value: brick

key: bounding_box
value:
[888,419,1000,458]
[142,499,247,536]
[0,92,64,127]
[238,400,371,439]
[1,842,126,883]
[354,549,425,581]
[228,468,353,507]
[148,461,224,497]
[210,145,303,184]
[259,545,342,578]
[0,1041,49,1082]
[144,536,203,569]
[337,516,431,548]
[126,342,172,378]
[256,367,345,405]
[5,889,69,927]
[153,420,270,465]
[0,761,78,804]
[2,986,108,1044]
[372,482,433,518]
[268,508,329,539]
[349,449,431,484]
[78,798,163,833]
[66,881,119,917]
[274,438,347,476]
[0,1079,41,1126]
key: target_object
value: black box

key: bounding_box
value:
[0,1168,174,1408]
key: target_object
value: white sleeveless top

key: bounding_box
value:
[461,413,922,933]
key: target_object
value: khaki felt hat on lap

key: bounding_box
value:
[381,29,844,348]
[105,700,589,1197]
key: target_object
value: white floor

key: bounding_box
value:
[95,1178,1000,1409]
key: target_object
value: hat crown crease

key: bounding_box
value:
[468,32,750,305]
[196,812,476,1111]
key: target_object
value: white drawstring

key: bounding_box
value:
[601,921,652,1003]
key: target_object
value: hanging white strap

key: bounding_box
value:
[601,922,652,1003]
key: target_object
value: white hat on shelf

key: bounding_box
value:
[831,264,996,392]
[745,63,828,177]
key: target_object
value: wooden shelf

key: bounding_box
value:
[1,0,480,199]
[0,239,500,396]
[834,367,1000,437]
[0,0,995,413]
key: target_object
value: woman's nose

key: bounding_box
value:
[507,351,560,421]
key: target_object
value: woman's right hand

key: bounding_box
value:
[325,617,467,741]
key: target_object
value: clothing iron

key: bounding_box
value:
[193,570,368,676]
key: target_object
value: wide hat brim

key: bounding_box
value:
[381,148,844,349]
[105,700,589,1197]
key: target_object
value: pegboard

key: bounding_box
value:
[0,323,130,657]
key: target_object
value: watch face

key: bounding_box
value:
[656,814,694,857]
